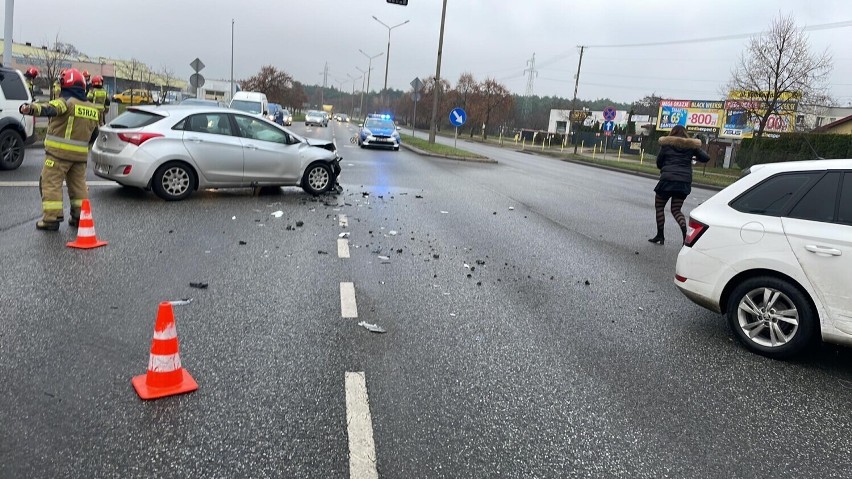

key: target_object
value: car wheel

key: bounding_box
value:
[393,146,400,151]
[301,163,333,196]
[0,129,25,170]
[151,161,196,201]
[114,98,122,104]
[725,276,817,359]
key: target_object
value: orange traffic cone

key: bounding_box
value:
[132,301,198,400]
[66,199,107,249]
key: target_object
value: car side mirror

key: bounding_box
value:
[263,111,268,115]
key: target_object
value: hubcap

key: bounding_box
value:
[1,135,21,164]
[737,287,799,348]
[161,167,190,196]
[308,167,329,191]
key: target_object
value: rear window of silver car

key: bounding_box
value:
[109,110,164,129]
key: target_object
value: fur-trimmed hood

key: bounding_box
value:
[659,136,701,149]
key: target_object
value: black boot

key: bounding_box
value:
[36,220,60,231]
[648,228,665,245]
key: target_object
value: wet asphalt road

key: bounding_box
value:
[1,120,851,478]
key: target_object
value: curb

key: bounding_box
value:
[401,142,497,164]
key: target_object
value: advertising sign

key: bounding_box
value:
[719,91,799,139]
[657,100,724,135]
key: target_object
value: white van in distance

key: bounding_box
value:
[229,91,269,117]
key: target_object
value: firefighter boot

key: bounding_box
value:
[36,220,60,231]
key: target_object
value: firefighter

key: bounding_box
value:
[82,70,91,94]
[52,69,65,100]
[19,68,100,231]
[87,75,110,126]
[24,67,38,98]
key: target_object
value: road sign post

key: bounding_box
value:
[449,107,466,149]
[190,58,206,100]
[602,120,615,159]
[410,77,423,136]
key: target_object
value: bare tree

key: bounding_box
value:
[240,65,295,105]
[453,73,481,137]
[158,66,177,103]
[30,35,74,100]
[726,13,832,138]
[477,78,513,140]
[121,58,145,104]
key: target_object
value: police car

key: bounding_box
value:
[357,114,401,151]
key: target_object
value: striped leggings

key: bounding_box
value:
[654,195,686,233]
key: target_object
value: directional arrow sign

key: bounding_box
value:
[449,107,466,127]
[603,120,615,131]
[190,58,205,73]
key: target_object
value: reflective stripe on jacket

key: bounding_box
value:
[41,98,100,162]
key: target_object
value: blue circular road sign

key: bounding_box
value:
[449,107,467,127]
[603,106,617,122]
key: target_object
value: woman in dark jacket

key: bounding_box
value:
[648,125,710,245]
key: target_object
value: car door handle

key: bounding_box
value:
[805,245,842,256]
[244,144,258,150]
[186,137,203,143]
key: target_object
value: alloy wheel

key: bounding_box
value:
[161,167,190,197]
[736,287,800,348]
[307,166,330,191]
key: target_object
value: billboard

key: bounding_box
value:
[720,91,799,139]
[657,100,724,135]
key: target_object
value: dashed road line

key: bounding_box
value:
[338,239,351,258]
[345,372,379,479]
[340,282,358,318]
[339,214,349,228]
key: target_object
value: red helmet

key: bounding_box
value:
[91,75,104,87]
[82,70,90,80]
[60,68,86,89]
[25,67,39,79]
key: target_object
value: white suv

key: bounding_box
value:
[0,66,35,170]
[675,159,852,358]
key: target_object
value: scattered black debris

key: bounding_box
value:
[470,266,476,272]
[635,251,640,255]
[318,250,329,255]
[584,280,591,286]
[239,240,247,245]
[475,260,485,265]
[493,212,497,215]
[362,192,370,197]
[467,274,472,278]
[476,281,482,286]
[378,195,384,199]
[286,225,293,230]
[190,282,209,289]
[110,306,119,310]
[415,195,423,199]
[168,230,174,234]
[433,254,440,259]
[551,276,555,280]
[296,221,304,227]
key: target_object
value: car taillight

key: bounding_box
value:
[684,218,708,247]
[118,132,163,146]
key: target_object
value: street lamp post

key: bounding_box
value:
[372,16,409,107]
[347,73,362,117]
[355,66,368,120]
[358,49,384,117]
[429,0,448,144]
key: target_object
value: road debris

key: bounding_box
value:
[271,211,284,218]
[318,250,329,255]
[339,232,351,238]
[296,221,304,227]
[169,298,194,306]
[239,240,247,245]
[440,211,449,214]
[358,321,387,333]
[189,282,208,289]
[378,255,391,263]
[509,207,515,211]
[389,230,398,236]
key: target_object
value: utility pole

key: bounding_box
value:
[3,0,14,68]
[318,62,329,105]
[523,53,537,123]
[230,19,235,101]
[356,66,368,120]
[428,0,448,144]
[359,50,383,116]
[570,46,585,154]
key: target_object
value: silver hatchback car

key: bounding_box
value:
[91,105,341,201]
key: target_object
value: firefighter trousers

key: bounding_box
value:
[40,154,88,222]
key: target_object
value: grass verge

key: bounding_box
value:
[401,134,486,159]
[562,154,739,188]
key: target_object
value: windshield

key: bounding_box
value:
[365,119,394,130]
[231,100,262,114]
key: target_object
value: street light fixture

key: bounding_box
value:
[347,73,362,117]
[372,16,409,106]
[358,49,384,116]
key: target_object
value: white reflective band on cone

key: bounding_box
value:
[148,353,182,372]
[152,323,177,340]
[77,227,96,237]
[81,210,92,220]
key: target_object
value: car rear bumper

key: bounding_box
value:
[674,246,731,314]
[91,148,157,188]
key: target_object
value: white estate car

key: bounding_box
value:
[675,159,852,358]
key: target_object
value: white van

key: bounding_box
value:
[229,91,269,117]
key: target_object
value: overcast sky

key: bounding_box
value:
[7,0,852,105]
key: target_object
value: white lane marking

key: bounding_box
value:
[340,282,358,318]
[0,180,116,187]
[345,372,379,479]
[338,238,351,258]
[339,214,349,227]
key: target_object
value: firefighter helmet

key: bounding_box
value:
[25,67,39,79]
[60,68,86,89]
[91,75,104,88]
